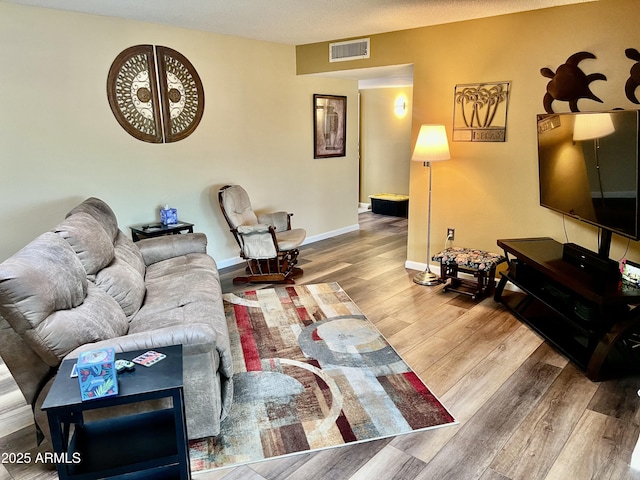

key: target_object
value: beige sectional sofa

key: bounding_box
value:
[0,197,233,442]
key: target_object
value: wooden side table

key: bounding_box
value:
[129,221,194,242]
[41,345,190,480]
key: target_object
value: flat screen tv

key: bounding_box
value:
[537,110,640,254]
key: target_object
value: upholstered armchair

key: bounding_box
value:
[218,185,306,283]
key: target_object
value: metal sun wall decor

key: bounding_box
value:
[107,45,204,143]
[313,94,347,158]
[452,82,510,142]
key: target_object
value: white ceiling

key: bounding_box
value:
[3,0,594,46]
[3,0,594,88]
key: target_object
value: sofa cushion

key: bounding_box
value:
[66,197,119,241]
[25,283,128,366]
[129,253,222,332]
[114,230,145,277]
[93,231,146,319]
[0,233,126,366]
[95,258,146,319]
[54,212,115,276]
[0,232,87,336]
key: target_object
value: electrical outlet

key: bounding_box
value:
[447,228,455,240]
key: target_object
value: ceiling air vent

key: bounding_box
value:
[329,38,370,63]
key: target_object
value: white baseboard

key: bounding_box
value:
[405,260,433,272]
[216,256,244,269]
[303,223,360,245]
[358,203,370,214]
[216,223,360,269]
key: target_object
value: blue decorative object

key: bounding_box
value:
[160,205,178,225]
[77,347,118,401]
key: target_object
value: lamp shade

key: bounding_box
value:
[573,113,615,141]
[412,124,450,162]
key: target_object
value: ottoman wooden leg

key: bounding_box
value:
[485,267,498,296]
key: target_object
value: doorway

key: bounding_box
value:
[355,65,413,212]
[359,85,413,209]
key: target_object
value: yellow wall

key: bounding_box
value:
[359,87,413,203]
[0,3,359,263]
[298,0,640,268]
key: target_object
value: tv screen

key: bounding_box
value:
[537,110,640,240]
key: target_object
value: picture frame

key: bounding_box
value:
[313,94,347,158]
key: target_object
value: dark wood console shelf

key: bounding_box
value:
[494,237,640,381]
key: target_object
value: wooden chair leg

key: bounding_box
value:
[235,250,304,284]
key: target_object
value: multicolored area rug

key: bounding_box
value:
[189,282,456,472]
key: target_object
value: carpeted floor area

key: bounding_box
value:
[189,282,456,473]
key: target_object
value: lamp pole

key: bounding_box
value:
[410,124,450,286]
[413,161,440,285]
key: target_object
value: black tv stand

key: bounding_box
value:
[562,242,621,280]
[494,237,640,381]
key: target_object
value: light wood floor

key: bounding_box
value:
[2,212,640,479]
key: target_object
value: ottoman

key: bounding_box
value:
[432,247,506,300]
[369,193,409,217]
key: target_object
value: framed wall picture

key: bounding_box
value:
[314,94,347,158]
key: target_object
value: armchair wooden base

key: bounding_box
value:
[233,267,303,284]
[233,251,303,284]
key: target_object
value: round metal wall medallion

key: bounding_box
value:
[107,45,204,143]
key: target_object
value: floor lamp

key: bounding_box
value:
[412,124,450,286]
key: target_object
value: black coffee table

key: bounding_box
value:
[41,344,190,480]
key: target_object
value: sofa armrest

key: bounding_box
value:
[136,233,207,266]
[65,324,234,383]
[65,324,218,358]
